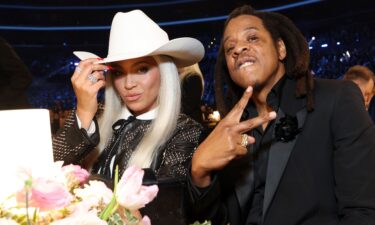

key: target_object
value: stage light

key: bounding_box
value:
[336,42,340,45]
[321,44,328,48]
[309,46,313,49]
[308,36,315,45]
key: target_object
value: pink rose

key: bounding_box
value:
[139,215,151,225]
[0,218,19,225]
[62,164,89,186]
[50,211,107,225]
[74,180,113,207]
[116,166,158,211]
[16,177,72,211]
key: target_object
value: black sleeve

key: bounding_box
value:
[332,81,375,225]
[156,115,203,178]
[186,168,229,225]
[52,110,100,165]
[0,36,32,102]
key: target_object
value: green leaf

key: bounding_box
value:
[124,209,139,225]
[108,213,125,225]
[99,165,120,221]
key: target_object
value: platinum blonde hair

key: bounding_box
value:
[179,63,204,81]
[179,63,204,97]
[93,55,180,169]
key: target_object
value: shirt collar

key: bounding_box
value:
[266,75,287,111]
[120,106,158,120]
[244,75,287,119]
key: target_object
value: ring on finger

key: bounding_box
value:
[87,74,98,84]
[241,134,249,147]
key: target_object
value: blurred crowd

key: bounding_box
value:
[308,25,375,79]
[11,24,374,133]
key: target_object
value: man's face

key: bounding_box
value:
[223,15,286,90]
[353,79,374,110]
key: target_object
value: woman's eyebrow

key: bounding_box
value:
[133,61,150,66]
[109,64,122,70]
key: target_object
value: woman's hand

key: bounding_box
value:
[191,86,276,187]
[71,58,109,129]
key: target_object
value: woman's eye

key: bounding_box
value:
[138,66,149,74]
[111,70,123,77]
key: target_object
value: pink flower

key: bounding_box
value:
[16,177,72,211]
[50,211,108,225]
[139,215,151,225]
[116,166,158,211]
[0,218,19,225]
[62,164,89,186]
[68,199,101,218]
[74,180,113,207]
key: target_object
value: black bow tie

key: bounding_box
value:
[92,116,137,178]
[112,116,136,135]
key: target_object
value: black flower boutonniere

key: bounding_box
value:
[275,114,301,142]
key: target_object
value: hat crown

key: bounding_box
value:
[107,10,169,59]
[74,9,204,67]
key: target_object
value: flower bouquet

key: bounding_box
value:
[0,162,158,225]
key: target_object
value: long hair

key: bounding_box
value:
[215,5,314,116]
[179,63,205,93]
[94,55,180,168]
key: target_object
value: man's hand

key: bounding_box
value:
[191,86,276,187]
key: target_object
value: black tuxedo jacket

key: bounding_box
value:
[188,78,375,225]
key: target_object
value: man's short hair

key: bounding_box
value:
[343,65,374,82]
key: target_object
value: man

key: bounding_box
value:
[343,65,374,110]
[187,5,375,225]
[0,35,32,109]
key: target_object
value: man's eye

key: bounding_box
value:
[247,36,258,42]
[225,47,234,54]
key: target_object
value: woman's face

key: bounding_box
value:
[111,56,160,116]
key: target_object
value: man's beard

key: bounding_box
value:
[252,82,264,92]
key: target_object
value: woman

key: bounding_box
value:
[53,9,205,182]
[179,63,205,125]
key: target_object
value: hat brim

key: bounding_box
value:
[73,37,204,67]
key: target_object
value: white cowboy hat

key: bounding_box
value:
[74,10,204,67]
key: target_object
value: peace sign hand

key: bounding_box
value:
[191,86,277,187]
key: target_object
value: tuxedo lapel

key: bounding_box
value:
[262,107,307,221]
[234,154,255,217]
